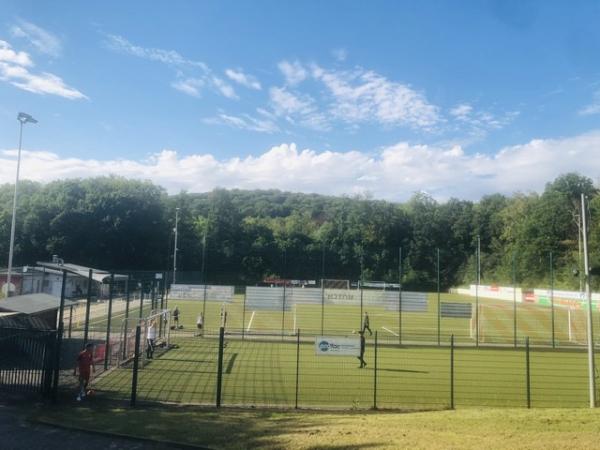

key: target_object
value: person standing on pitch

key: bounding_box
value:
[146,320,157,358]
[74,343,95,401]
[196,312,204,336]
[357,330,367,368]
[173,306,180,328]
[362,311,372,336]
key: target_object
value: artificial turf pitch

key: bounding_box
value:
[84,292,600,410]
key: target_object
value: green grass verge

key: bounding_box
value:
[32,403,600,450]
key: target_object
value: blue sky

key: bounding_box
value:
[1,1,600,201]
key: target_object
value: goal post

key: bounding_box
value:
[118,308,171,367]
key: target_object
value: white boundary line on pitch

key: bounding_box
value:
[246,310,256,332]
[381,326,399,336]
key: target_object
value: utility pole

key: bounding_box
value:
[581,193,595,408]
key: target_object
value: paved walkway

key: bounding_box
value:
[0,404,183,450]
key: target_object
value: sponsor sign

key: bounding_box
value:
[315,336,360,356]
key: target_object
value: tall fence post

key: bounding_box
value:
[513,252,517,348]
[138,285,144,319]
[151,281,156,310]
[295,329,300,409]
[373,331,378,410]
[526,336,531,408]
[216,326,225,407]
[83,269,93,345]
[68,305,73,339]
[398,247,402,346]
[437,248,441,346]
[450,334,455,409]
[321,279,325,335]
[130,325,141,407]
[202,283,207,333]
[242,287,247,340]
[52,269,68,403]
[104,273,114,370]
[125,274,131,321]
[550,252,555,348]
[282,283,287,340]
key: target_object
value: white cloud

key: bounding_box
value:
[313,66,441,129]
[10,20,62,57]
[450,103,473,119]
[105,34,207,69]
[225,69,261,90]
[211,77,238,99]
[332,48,347,62]
[105,34,241,100]
[3,130,600,201]
[269,87,329,130]
[0,40,86,99]
[278,60,307,85]
[0,40,33,66]
[171,78,204,97]
[579,90,600,116]
[203,113,278,133]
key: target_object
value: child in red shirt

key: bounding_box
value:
[74,343,95,401]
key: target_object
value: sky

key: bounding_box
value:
[0,0,599,202]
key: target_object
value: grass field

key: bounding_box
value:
[32,403,600,449]
[94,332,597,409]
[75,289,600,410]
[72,289,600,348]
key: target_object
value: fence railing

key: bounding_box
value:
[0,328,56,397]
[93,328,597,410]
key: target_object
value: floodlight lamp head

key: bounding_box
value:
[17,112,37,124]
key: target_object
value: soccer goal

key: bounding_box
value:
[470,302,588,346]
[118,308,171,367]
[322,279,350,289]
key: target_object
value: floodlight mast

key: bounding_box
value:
[5,113,37,297]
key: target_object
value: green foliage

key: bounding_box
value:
[1,173,599,290]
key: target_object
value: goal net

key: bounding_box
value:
[322,279,350,289]
[118,308,171,367]
[469,302,588,346]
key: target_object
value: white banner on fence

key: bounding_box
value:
[169,284,234,301]
[315,336,360,356]
[468,285,523,302]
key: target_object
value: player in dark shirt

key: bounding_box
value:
[362,311,372,335]
[357,331,367,368]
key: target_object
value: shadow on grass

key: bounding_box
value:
[30,398,424,450]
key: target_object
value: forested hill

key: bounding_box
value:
[1,173,598,291]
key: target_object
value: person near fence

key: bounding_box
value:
[196,312,204,336]
[357,331,367,368]
[74,343,95,401]
[173,306,180,328]
[362,311,372,336]
[220,304,228,328]
[147,320,157,358]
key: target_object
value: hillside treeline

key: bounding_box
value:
[1,173,599,290]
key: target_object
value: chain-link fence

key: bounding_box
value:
[94,329,596,409]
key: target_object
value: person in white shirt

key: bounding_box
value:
[146,320,157,359]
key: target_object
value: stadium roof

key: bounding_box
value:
[0,312,51,330]
[36,262,128,283]
[0,293,76,315]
